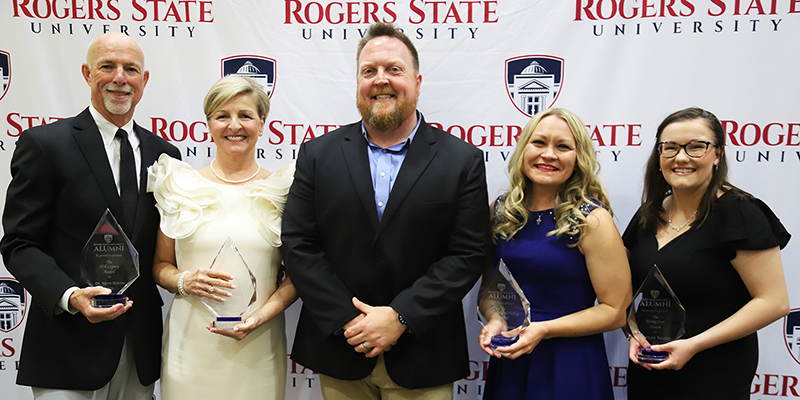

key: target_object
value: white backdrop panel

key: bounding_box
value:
[1,1,798,399]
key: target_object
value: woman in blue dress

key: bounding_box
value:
[480,108,631,400]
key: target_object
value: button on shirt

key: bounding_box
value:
[362,115,421,221]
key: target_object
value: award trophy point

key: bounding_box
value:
[627,264,686,363]
[80,209,139,308]
[201,237,257,330]
[477,259,531,349]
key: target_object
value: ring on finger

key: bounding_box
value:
[361,343,370,350]
[208,287,216,294]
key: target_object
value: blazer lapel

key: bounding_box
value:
[376,121,437,238]
[71,108,127,230]
[341,127,380,233]
[132,124,158,242]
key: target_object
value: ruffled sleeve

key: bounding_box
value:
[146,154,222,240]
[717,193,791,251]
[243,162,296,247]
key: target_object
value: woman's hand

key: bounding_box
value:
[152,230,235,303]
[493,322,548,360]
[206,275,299,341]
[478,319,507,358]
[184,268,235,302]
[645,339,700,370]
[207,314,262,341]
[627,334,653,370]
[628,335,698,371]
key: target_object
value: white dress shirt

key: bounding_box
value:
[57,106,142,314]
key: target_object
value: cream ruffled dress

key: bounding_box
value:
[147,154,295,400]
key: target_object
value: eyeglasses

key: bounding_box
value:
[657,140,716,158]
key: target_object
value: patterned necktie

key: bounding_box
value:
[115,128,138,233]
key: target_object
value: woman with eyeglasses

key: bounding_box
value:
[622,107,790,399]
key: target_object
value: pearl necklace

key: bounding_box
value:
[668,208,698,232]
[210,159,260,184]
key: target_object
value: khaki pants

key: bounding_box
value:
[319,354,454,400]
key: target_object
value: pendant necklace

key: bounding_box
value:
[668,208,698,232]
[534,210,549,225]
[210,159,260,184]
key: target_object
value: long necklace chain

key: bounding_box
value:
[668,208,698,232]
[210,159,260,184]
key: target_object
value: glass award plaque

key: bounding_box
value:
[80,209,139,308]
[477,259,531,349]
[201,237,257,330]
[627,265,686,363]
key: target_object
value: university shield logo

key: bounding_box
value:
[784,309,800,366]
[221,55,277,98]
[0,278,27,333]
[505,55,564,117]
[0,50,10,102]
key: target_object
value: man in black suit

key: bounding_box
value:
[281,23,489,399]
[1,32,179,399]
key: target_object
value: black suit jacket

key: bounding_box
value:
[281,114,489,389]
[1,108,180,390]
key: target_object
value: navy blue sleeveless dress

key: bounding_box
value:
[483,206,614,400]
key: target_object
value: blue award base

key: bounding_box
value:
[638,348,669,364]
[489,334,519,350]
[92,294,127,308]
[213,316,242,330]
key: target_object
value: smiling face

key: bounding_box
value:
[522,115,577,191]
[207,93,264,159]
[82,33,149,127]
[356,36,421,133]
[658,118,720,193]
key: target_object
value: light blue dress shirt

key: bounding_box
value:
[361,112,422,221]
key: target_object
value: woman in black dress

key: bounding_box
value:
[623,107,791,399]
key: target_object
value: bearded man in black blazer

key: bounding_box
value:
[281,23,490,399]
[1,32,179,399]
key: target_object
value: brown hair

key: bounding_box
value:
[357,23,419,74]
[639,107,750,232]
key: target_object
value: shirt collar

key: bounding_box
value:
[88,105,137,147]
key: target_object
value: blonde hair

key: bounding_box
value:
[493,108,611,246]
[203,75,270,120]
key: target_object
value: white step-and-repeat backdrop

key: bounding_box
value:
[1,1,799,399]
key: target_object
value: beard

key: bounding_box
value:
[357,88,417,132]
[102,84,134,115]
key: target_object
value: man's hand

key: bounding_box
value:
[344,313,366,330]
[344,297,405,358]
[69,286,131,323]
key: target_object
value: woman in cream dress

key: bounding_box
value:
[148,76,297,399]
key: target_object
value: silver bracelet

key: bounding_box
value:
[177,271,189,296]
